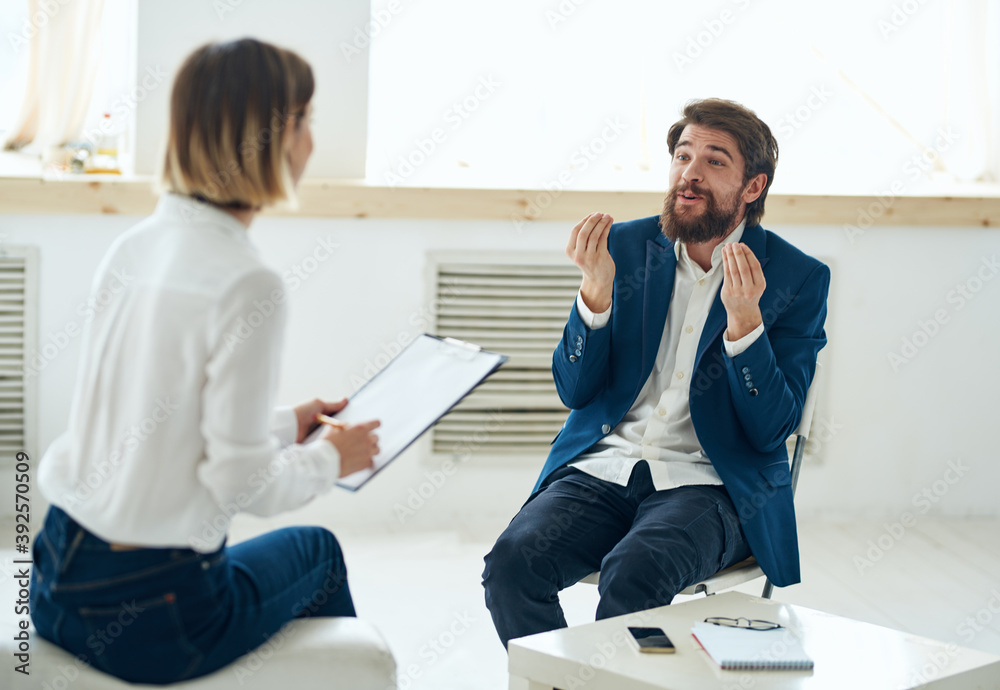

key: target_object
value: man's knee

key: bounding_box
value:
[597,554,679,617]
[483,525,560,592]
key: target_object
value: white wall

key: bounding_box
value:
[1,210,998,537]
[133,0,370,178]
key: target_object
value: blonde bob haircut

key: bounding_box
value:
[160,38,314,210]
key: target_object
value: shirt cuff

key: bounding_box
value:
[307,437,342,483]
[270,406,298,448]
[576,291,612,330]
[723,323,765,357]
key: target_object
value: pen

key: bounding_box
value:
[315,413,348,430]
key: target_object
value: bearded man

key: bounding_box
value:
[482,98,830,648]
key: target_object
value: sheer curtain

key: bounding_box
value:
[3,0,106,153]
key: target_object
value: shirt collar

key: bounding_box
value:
[674,218,748,274]
[155,193,251,243]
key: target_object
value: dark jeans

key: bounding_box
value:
[30,505,356,685]
[482,461,751,648]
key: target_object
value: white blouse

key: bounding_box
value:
[38,194,341,552]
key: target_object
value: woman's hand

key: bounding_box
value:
[293,398,348,443]
[321,420,381,478]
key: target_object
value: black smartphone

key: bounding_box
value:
[628,626,676,654]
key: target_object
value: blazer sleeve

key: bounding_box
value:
[552,300,613,409]
[724,262,830,452]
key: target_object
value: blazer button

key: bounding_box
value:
[602,424,611,434]
[749,388,759,397]
[745,380,753,389]
[743,373,752,381]
[576,336,583,344]
[569,355,578,362]
[741,366,750,374]
[574,348,582,356]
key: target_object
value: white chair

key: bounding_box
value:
[578,362,823,599]
[7,618,396,690]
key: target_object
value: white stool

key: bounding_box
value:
[8,618,395,689]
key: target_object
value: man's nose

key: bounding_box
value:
[681,160,704,184]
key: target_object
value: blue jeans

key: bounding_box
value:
[482,461,752,648]
[30,505,356,684]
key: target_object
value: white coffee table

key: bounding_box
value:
[508,591,1000,689]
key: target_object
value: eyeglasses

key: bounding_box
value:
[704,616,783,631]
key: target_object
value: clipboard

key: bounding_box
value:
[309,333,508,490]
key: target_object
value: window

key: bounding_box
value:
[366,0,999,194]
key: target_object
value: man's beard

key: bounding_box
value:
[659,180,744,244]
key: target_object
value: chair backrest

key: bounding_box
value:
[789,361,823,496]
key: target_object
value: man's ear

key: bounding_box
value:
[742,173,768,205]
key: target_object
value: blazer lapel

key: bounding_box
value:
[641,235,676,380]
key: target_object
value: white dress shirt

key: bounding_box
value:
[569,220,764,489]
[38,194,341,552]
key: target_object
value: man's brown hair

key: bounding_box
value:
[160,38,314,209]
[666,98,778,228]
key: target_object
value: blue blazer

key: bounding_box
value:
[535,216,830,587]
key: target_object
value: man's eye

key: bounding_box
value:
[710,160,723,166]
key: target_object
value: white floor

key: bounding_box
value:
[2,518,999,689]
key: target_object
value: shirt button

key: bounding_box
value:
[201,561,210,570]
[569,355,578,362]
[699,279,705,285]
[685,325,694,334]
[657,408,666,416]
[602,424,611,434]
[676,372,684,380]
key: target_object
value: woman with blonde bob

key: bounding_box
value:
[30,38,380,684]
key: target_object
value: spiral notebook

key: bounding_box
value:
[691,622,814,671]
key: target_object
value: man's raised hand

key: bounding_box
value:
[721,242,766,341]
[567,212,615,313]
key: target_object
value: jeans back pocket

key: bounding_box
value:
[77,592,203,684]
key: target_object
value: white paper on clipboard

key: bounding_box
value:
[307,334,507,490]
